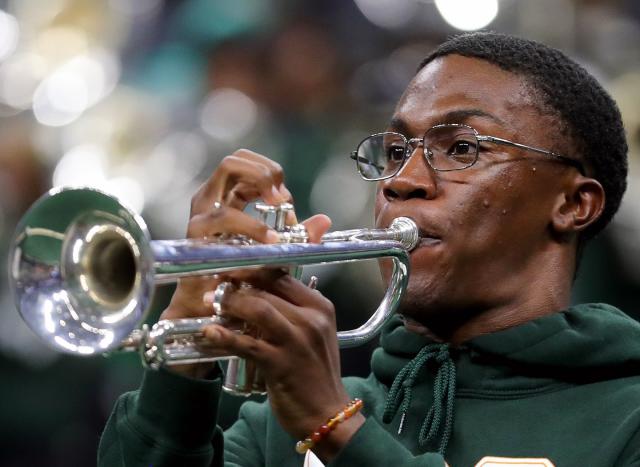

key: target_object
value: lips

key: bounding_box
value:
[378,209,443,248]
[416,227,442,249]
[418,235,442,247]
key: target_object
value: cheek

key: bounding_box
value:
[454,170,553,256]
[374,186,384,219]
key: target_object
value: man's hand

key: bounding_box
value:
[158,149,363,463]
[161,149,290,325]
[201,271,365,462]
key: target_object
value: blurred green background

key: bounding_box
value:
[0,0,639,465]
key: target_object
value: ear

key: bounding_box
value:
[551,176,605,236]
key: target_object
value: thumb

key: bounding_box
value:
[302,214,332,243]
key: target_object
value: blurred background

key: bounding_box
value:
[0,0,639,464]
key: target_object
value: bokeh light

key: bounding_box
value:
[353,0,419,29]
[32,50,120,126]
[200,88,259,143]
[0,10,20,62]
[435,0,499,31]
[0,52,46,109]
[0,1,638,465]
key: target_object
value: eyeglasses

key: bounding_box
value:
[350,123,585,181]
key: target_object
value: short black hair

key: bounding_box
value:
[418,32,628,240]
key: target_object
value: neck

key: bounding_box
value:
[404,247,576,344]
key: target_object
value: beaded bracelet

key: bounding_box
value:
[295,399,364,454]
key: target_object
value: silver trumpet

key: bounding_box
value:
[9,187,418,395]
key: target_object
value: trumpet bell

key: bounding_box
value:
[9,187,155,355]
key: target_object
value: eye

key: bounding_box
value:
[447,140,477,156]
[385,144,406,162]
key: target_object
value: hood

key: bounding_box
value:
[372,303,640,391]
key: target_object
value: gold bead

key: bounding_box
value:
[295,438,314,454]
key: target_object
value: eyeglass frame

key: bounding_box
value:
[350,123,586,181]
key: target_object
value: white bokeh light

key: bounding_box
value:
[53,144,108,187]
[435,0,499,31]
[8,0,69,29]
[353,0,418,30]
[200,88,258,142]
[33,69,88,126]
[104,176,145,214]
[0,10,19,62]
[32,50,120,127]
[52,145,145,213]
[0,52,46,109]
[143,131,207,200]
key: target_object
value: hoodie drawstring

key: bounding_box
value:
[382,343,456,455]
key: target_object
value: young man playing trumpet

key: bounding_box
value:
[99,32,638,466]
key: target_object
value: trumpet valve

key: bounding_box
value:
[255,202,308,243]
[255,202,294,231]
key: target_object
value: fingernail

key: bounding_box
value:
[203,291,215,305]
[279,184,292,200]
[266,230,280,243]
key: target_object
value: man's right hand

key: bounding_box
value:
[159,149,330,377]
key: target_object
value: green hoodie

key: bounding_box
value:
[98,303,640,466]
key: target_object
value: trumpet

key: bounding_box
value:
[9,187,418,395]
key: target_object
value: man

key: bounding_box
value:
[99,32,637,466]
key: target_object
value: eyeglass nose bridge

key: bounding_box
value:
[406,137,423,151]
[405,137,433,159]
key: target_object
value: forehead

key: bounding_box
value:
[393,55,543,136]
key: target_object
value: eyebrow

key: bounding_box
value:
[388,109,505,134]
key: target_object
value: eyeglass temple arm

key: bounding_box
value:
[350,152,385,172]
[478,136,585,175]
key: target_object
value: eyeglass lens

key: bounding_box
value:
[355,125,479,179]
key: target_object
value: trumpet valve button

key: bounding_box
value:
[274,203,294,231]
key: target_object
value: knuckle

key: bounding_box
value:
[270,162,284,181]
[319,297,336,315]
[208,205,226,220]
[255,300,275,321]
[232,148,251,159]
[306,313,332,341]
[246,340,261,356]
[257,165,273,184]
[218,155,237,173]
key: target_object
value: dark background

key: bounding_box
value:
[0,0,639,465]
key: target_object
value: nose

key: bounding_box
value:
[381,143,438,201]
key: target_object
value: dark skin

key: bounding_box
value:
[161,55,605,462]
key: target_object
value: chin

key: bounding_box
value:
[396,271,477,329]
[395,276,446,321]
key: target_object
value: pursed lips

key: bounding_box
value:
[380,216,443,250]
[418,234,442,247]
[416,226,442,249]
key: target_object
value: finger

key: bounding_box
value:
[301,214,332,243]
[266,274,332,308]
[225,182,262,210]
[220,291,297,342]
[230,272,329,310]
[187,207,280,244]
[214,267,287,285]
[226,182,295,214]
[193,151,286,214]
[201,324,274,363]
